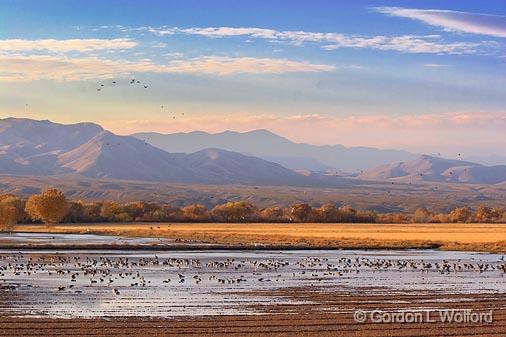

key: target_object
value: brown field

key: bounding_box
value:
[14,222,506,253]
[1,290,504,337]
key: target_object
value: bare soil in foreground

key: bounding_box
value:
[1,289,504,337]
[12,222,506,253]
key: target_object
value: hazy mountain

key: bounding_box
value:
[132,129,417,172]
[465,154,506,166]
[359,155,506,184]
[0,118,319,186]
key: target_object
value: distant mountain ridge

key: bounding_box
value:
[0,118,318,186]
[2,118,505,186]
[358,155,506,184]
[132,129,418,172]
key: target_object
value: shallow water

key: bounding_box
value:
[0,234,504,318]
[0,232,176,246]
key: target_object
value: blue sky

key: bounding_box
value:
[1,0,505,157]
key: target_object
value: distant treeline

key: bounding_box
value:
[1,188,505,230]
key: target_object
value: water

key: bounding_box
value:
[0,232,176,246]
[0,234,504,318]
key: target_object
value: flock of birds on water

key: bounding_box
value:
[0,253,504,297]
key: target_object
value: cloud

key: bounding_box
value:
[423,63,447,67]
[134,26,492,55]
[0,55,335,81]
[375,7,506,38]
[0,38,138,53]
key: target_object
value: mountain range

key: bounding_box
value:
[1,118,505,186]
[358,155,506,184]
[0,118,317,186]
[132,130,417,172]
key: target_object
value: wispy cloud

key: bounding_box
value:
[0,38,138,53]
[422,63,447,67]
[375,7,506,38]
[128,26,492,55]
[0,55,335,81]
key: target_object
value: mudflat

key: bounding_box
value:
[1,290,504,337]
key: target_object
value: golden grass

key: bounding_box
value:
[14,223,506,253]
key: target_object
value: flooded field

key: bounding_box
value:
[0,233,504,319]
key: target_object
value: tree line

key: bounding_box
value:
[0,188,505,231]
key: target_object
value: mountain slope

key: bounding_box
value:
[183,148,314,185]
[359,155,506,184]
[132,129,417,172]
[0,118,320,186]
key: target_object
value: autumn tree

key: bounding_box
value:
[475,206,493,223]
[259,207,286,222]
[212,201,256,222]
[289,203,314,222]
[0,195,23,232]
[316,204,342,222]
[81,202,102,222]
[65,201,85,223]
[99,201,133,222]
[182,204,209,221]
[413,208,431,223]
[449,207,472,223]
[338,206,358,222]
[25,189,69,225]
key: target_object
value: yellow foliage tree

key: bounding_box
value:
[449,207,472,223]
[25,189,69,225]
[182,204,209,221]
[413,208,431,223]
[212,201,256,222]
[0,195,23,232]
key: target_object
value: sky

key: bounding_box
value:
[1,0,505,157]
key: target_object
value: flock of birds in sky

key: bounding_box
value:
[95,78,184,120]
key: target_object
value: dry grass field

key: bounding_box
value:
[15,222,506,253]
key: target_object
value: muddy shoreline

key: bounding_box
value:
[1,290,504,337]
